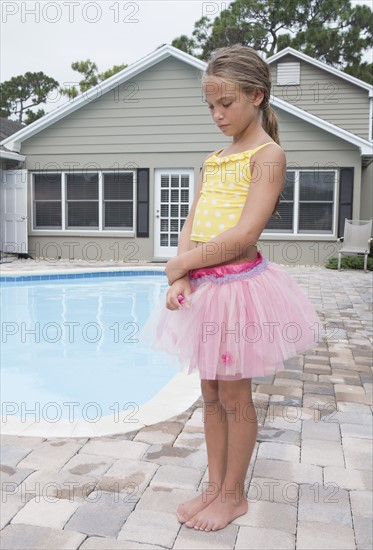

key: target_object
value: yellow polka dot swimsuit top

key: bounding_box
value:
[190,142,278,243]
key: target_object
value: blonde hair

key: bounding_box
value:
[203,44,281,216]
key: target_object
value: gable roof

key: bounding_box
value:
[1,45,205,152]
[1,45,372,157]
[267,47,373,95]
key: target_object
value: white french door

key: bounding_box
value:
[154,169,194,258]
[0,169,28,253]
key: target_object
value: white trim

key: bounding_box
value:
[133,169,137,237]
[98,172,103,230]
[369,97,373,141]
[61,172,66,230]
[28,231,136,237]
[271,95,373,155]
[267,47,373,93]
[0,150,25,161]
[294,171,299,234]
[1,45,206,152]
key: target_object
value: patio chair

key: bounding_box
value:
[337,219,372,273]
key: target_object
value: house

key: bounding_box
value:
[0,45,372,266]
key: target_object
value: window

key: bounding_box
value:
[103,172,133,230]
[264,169,337,235]
[298,171,334,233]
[66,173,99,229]
[32,171,135,231]
[33,173,62,229]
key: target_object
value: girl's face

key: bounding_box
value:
[203,76,264,138]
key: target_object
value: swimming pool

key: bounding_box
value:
[0,269,200,436]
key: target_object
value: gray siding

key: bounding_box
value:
[270,54,370,140]
[273,109,362,155]
[27,234,347,266]
[21,58,226,159]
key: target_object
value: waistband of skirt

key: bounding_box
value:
[188,250,269,284]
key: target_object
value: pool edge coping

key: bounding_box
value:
[0,265,166,282]
[1,371,201,438]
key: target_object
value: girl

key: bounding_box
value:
[141,45,322,532]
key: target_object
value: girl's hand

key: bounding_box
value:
[165,256,187,286]
[166,275,192,311]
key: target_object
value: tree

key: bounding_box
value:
[172,0,373,84]
[0,72,59,124]
[1,61,129,125]
[168,36,196,55]
[60,60,127,99]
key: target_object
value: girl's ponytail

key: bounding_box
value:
[261,103,282,217]
[261,104,280,146]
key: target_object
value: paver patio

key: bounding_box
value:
[0,258,372,549]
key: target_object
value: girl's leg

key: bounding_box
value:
[185,378,257,531]
[177,379,228,523]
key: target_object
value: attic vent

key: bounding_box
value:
[277,62,300,85]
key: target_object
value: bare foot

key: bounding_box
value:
[185,494,248,531]
[177,487,220,524]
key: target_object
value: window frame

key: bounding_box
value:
[31,170,137,235]
[262,168,338,238]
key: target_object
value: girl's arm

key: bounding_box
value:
[167,146,286,281]
[165,166,205,308]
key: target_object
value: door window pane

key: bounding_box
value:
[158,172,191,250]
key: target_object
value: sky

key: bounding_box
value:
[1,1,227,87]
[1,0,372,115]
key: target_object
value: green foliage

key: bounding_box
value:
[171,35,197,55]
[326,255,373,271]
[1,60,128,124]
[326,241,373,270]
[344,62,373,86]
[99,64,128,82]
[172,0,373,84]
[60,60,127,99]
[24,108,46,125]
[0,72,59,123]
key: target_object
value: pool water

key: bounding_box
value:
[1,274,177,421]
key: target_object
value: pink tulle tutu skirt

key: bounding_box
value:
[139,251,323,380]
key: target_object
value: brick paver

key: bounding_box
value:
[1,260,372,549]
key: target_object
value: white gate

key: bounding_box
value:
[154,168,194,259]
[0,169,28,254]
